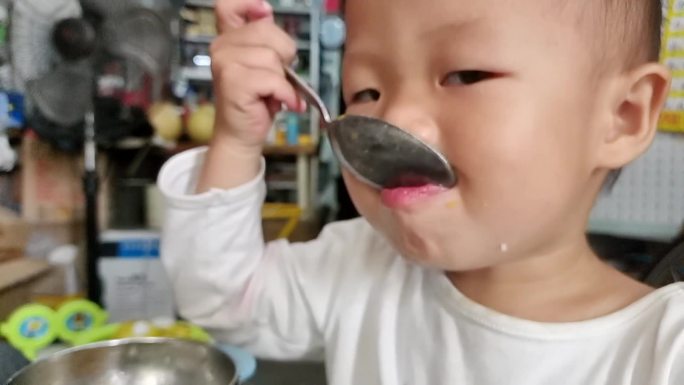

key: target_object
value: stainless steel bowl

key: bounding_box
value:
[5,338,239,385]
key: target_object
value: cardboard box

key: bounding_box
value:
[98,258,175,322]
[0,208,28,263]
[20,134,109,227]
[30,264,71,299]
[98,230,175,322]
[21,134,84,223]
[0,259,51,319]
[23,221,86,294]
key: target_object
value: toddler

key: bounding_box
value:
[159,0,684,383]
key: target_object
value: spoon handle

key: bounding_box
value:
[284,66,332,124]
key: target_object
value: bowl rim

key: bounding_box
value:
[5,337,239,385]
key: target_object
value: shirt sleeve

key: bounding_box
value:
[157,147,382,361]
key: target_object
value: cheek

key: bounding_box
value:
[442,85,592,180]
[341,171,380,221]
[435,81,597,239]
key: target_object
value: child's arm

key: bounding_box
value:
[159,149,296,359]
[159,152,381,360]
[159,0,377,361]
[195,0,304,193]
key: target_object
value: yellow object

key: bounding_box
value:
[73,320,213,346]
[262,203,301,239]
[187,103,216,143]
[107,320,211,342]
[113,321,164,339]
[298,134,313,146]
[659,4,684,133]
[159,321,212,343]
[148,102,183,141]
[274,128,287,146]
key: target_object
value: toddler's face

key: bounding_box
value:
[341,0,614,270]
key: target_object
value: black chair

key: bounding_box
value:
[0,342,28,383]
[643,234,684,287]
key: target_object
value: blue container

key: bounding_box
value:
[286,113,299,145]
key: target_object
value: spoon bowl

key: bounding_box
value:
[285,67,457,189]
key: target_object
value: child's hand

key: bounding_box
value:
[210,0,304,155]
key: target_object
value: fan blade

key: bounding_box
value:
[10,0,82,91]
[27,65,93,127]
[53,17,98,61]
[104,7,172,75]
[80,0,132,17]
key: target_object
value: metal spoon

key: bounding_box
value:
[284,67,457,189]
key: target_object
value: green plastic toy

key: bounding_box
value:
[55,299,108,345]
[0,304,58,360]
[2,299,212,360]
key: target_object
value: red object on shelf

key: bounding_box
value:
[325,0,340,13]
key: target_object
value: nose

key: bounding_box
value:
[378,93,441,148]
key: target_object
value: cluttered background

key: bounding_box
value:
[0,0,682,384]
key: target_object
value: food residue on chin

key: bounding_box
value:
[446,201,458,209]
[500,243,509,253]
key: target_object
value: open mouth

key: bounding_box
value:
[380,183,450,208]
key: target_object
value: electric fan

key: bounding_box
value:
[9,0,173,304]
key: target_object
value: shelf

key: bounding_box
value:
[184,0,214,7]
[179,66,212,81]
[182,35,215,44]
[185,0,314,16]
[266,180,298,190]
[264,143,317,155]
[272,5,313,15]
[181,36,308,50]
[164,141,317,156]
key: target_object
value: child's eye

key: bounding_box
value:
[441,71,493,86]
[350,89,381,104]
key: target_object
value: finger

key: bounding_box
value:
[212,45,284,77]
[255,72,300,112]
[217,20,297,65]
[266,98,282,117]
[221,63,299,111]
[267,94,306,114]
[297,98,307,113]
[215,0,273,32]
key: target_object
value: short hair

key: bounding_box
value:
[597,0,663,69]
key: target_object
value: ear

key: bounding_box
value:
[597,63,671,169]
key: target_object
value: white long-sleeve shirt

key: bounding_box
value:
[159,147,684,385]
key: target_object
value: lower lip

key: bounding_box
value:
[380,184,449,208]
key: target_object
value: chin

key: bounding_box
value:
[365,200,496,271]
[342,170,516,272]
